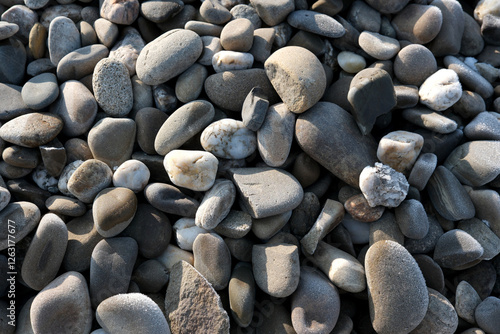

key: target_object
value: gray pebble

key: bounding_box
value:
[184,20,223,37]
[200,0,231,24]
[144,182,199,217]
[444,55,494,99]
[369,211,404,246]
[358,31,400,60]
[402,107,458,134]
[109,27,145,76]
[0,21,18,40]
[228,262,255,327]
[175,63,208,103]
[250,0,294,27]
[1,4,37,43]
[196,179,235,230]
[481,14,500,46]
[0,37,27,85]
[230,4,261,28]
[395,85,419,109]
[0,112,63,148]
[414,254,445,293]
[426,0,464,57]
[56,44,109,82]
[48,16,80,66]
[140,0,183,23]
[134,107,168,155]
[132,259,169,293]
[79,20,97,46]
[0,84,29,122]
[250,27,275,63]
[433,229,483,269]
[466,188,500,238]
[45,195,86,217]
[252,210,292,240]
[464,111,500,140]
[2,145,39,168]
[458,218,500,261]
[39,4,82,29]
[408,153,437,191]
[94,18,118,48]
[213,210,252,239]
[0,202,40,251]
[27,58,56,77]
[410,288,458,334]
[220,18,254,52]
[198,36,222,65]
[395,199,429,240]
[455,280,482,324]
[391,4,443,44]
[193,232,231,290]
[461,11,485,56]
[394,44,437,86]
[287,10,345,38]
[346,0,381,33]
[475,297,500,334]
[21,73,59,110]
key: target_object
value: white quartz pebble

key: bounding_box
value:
[173,218,209,251]
[164,150,218,191]
[359,163,409,208]
[201,119,256,159]
[419,69,462,112]
[112,159,150,193]
[212,50,254,73]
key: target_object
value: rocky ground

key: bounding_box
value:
[1,0,500,333]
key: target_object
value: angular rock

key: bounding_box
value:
[359,163,409,208]
[419,69,462,112]
[250,0,294,26]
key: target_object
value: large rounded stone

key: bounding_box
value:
[93,187,138,238]
[136,29,202,85]
[365,240,429,334]
[295,102,377,189]
[0,112,63,148]
[264,46,326,113]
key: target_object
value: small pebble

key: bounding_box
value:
[287,10,345,38]
[228,262,255,328]
[144,182,199,217]
[173,218,207,251]
[195,179,235,230]
[391,4,443,44]
[212,50,254,72]
[213,210,252,239]
[394,44,437,86]
[193,232,232,290]
[201,119,256,160]
[94,18,119,48]
[433,229,484,269]
[56,44,109,82]
[394,199,429,240]
[175,64,208,103]
[408,153,438,191]
[419,68,462,112]
[358,31,400,60]
[464,111,500,140]
[48,16,81,66]
[250,0,294,26]
[344,193,384,223]
[475,297,500,334]
[411,288,458,334]
[67,159,112,203]
[164,150,218,191]
[241,86,269,131]
[377,130,424,174]
[337,51,366,74]
[112,159,150,193]
[402,107,458,134]
[93,187,138,238]
[220,18,254,52]
[359,163,409,208]
[100,0,139,25]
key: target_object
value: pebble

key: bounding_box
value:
[0,161,31,179]
[249,27,275,63]
[402,107,458,134]
[252,211,292,240]
[481,14,500,46]
[228,262,255,328]
[462,12,485,57]
[31,166,58,193]
[464,111,500,141]
[88,117,136,169]
[454,90,486,119]
[475,297,500,334]
[199,0,231,24]
[292,152,321,188]
[1,5,37,43]
[411,288,458,334]
[426,0,464,57]
[348,68,396,135]
[475,0,500,22]
[7,178,51,209]
[213,210,252,239]
[30,271,92,334]
[444,141,500,186]
[45,195,86,217]
[39,139,66,177]
[0,21,19,40]
[0,112,63,148]
[458,218,500,261]
[358,31,400,60]
[90,237,138,308]
[93,187,137,238]
[252,242,300,298]
[427,165,476,221]
[287,10,345,38]
[394,199,429,240]
[196,179,235,229]
[21,72,59,110]
[29,22,47,60]
[257,103,294,167]
[408,153,437,191]
[48,16,80,66]
[344,193,384,223]
[132,259,169,293]
[433,229,484,269]
[229,167,303,219]
[212,50,254,72]
[419,68,462,112]
[337,51,366,74]
[109,27,145,76]
[391,4,442,44]
[144,182,199,217]
[220,18,253,52]
[164,150,218,191]
[2,145,39,169]
[346,0,381,33]
[26,58,56,77]
[201,119,256,160]
[100,0,139,25]
[173,218,207,250]
[295,102,377,188]
[0,186,11,212]
[377,130,424,174]
[466,188,500,238]
[365,240,429,334]
[112,159,150,193]
[132,108,166,155]
[444,55,494,99]
[136,29,202,86]
[0,38,26,86]
[359,163,409,208]
[394,45,437,87]
[265,46,326,114]
[0,201,40,250]
[94,18,119,48]
[0,83,30,121]
[230,4,261,29]
[96,293,170,334]
[65,138,93,163]
[241,86,268,131]
[184,20,223,37]
[140,0,182,23]
[193,232,231,290]
[175,64,208,103]
[414,254,445,293]
[79,20,97,47]
[291,266,340,333]
[165,260,230,333]
[56,44,109,82]
[67,159,112,203]
[250,0,294,27]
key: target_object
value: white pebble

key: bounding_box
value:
[201,119,257,159]
[337,51,366,74]
[112,159,150,193]
[419,69,462,112]
[359,163,409,208]
[212,50,254,73]
[173,218,209,251]
[164,150,218,191]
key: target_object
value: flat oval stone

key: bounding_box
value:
[344,193,384,223]
[48,16,80,66]
[0,21,19,40]
[402,107,458,134]
[90,237,138,308]
[220,18,254,52]
[134,108,167,155]
[30,272,92,334]
[21,213,68,291]
[175,63,208,103]
[39,4,83,29]
[21,73,59,110]
[295,102,377,189]
[455,280,482,324]
[265,46,326,114]
[193,232,232,290]
[358,31,400,60]
[291,266,340,333]
[164,150,218,191]
[88,118,136,170]
[92,58,133,117]
[377,130,424,174]
[0,37,26,86]
[199,0,231,24]
[228,262,255,327]
[96,293,170,334]
[112,159,150,193]
[93,187,137,238]
[257,103,295,167]
[1,146,39,168]
[195,179,235,229]
[155,100,214,155]
[392,4,443,44]
[411,288,458,334]
[67,159,113,203]
[213,210,252,239]
[427,166,475,221]
[205,68,278,111]
[212,50,254,73]
[144,182,199,217]
[365,240,429,333]
[229,167,303,219]
[0,83,30,122]
[433,229,484,268]
[0,112,63,148]
[7,179,51,209]
[394,199,429,240]
[287,10,345,38]
[136,29,202,85]
[0,202,40,251]
[458,218,500,261]
[165,261,230,333]
[45,195,86,217]
[141,0,183,23]
[252,243,300,298]
[230,4,262,28]
[94,18,119,48]
[56,44,109,82]
[100,0,139,25]
[201,119,256,160]
[337,51,366,74]
[29,22,47,59]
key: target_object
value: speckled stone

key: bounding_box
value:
[411,288,458,334]
[164,150,218,191]
[456,280,483,324]
[475,297,500,334]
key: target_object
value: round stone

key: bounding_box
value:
[132,259,169,293]
[48,16,80,66]
[1,4,37,44]
[365,240,429,333]
[201,119,256,160]
[136,29,203,86]
[213,210,252,239]
[419,68,462,111]
[30,272,92,334]
[394,44,437,86]
[164,150,218,191]
[93,187,138,238]
[21,72,59,110]
[392,4,443,44]
[0,112,63,148]
[265,46,326,113]
[377,130,424,174]
[113,159,150,193]
[96,293,170,334]
[220,18,254,52]
[358,31,400,60]
[193,232,232,290]
[67,159,113,203]
[199,0,231,24]
[94,18,119,48]
[337,51,366,74]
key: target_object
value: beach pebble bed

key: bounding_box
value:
[1,0,500,333]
